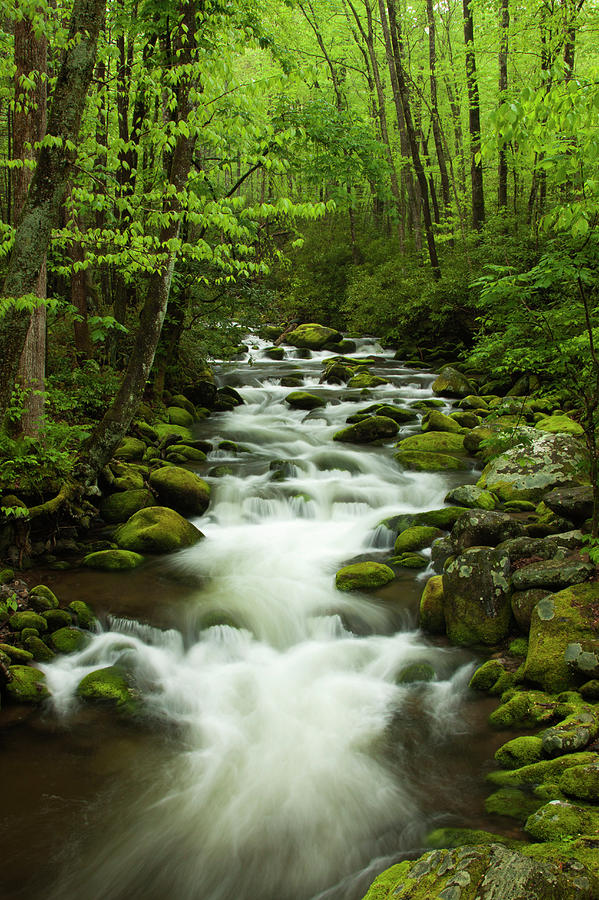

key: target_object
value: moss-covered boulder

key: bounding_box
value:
[443,547,512,645]
[285,391,326,410]
[559,764,599,802]
[166,444,207,462]
[154,422,193,443]
[422,409,464,434]
[542,485,593,522]
[335,561,395,592]
[396,431,467,455]
[511,588,552,632]
[523,584,599,693]
[347,373,387,389]
[431,365,473,397]
[362,842,595,900]
[148,466,210,516]
[512,558,594,592]
[264,346,285,360]
[444,485,497,510]
[0,643,33,663]
[495,736,544,769]
[68,600,97,630]
[42,609,73,630]
[113,437,147,462]
[352,403,417,424]
[24,636,55,662]
[477,430,589,502]
[5,665,50,703]
[418,575,445,634]
[394,450,469,472]
[167,405,194,427]
[115,506,204,553]
[450,509,525,553]
[9,610,47,632]
[525,799,599,842]
[51,627,91,654]
[334,416,398,444]
[76,665,137,710]
[284,323,342,350]
[381,507,469,534]
[488,689,559,729]
[485,787,544,822]
[83,549,145,571]
[395,525,443,553]
[29,585,59,612]
[487,752,598,789]
[469,658,509,693]
[100,489,156,524]
[535,415,584,436]
[397,662,435,684]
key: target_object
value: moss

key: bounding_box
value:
[149,467,210,516]
[444,485,497,510]
[485,787,544,822]
[486,752,598,789]
[51,627,91,654]
[397,662,435,684]
[29,585,59,611]
[540,707,599,757]
[5,665,49,703]
[334,416,398,443]
[535,415,584,436]
[335,561,395,592]
[381,507,469,533]
[394,450,469,471]
[418,575,445,634]
[167,406,194,427]
[559,764,599,802]
[0,567,15,584]
[154,422,193,442]
[0,643,34,663]
[509,637,529,657]
[170,394,196,416]
[354,403,417,424]
[395,525,443,553]
[166,444,207,462]
[361,863,409,900]
[285,391,326,410]
[525,799,599,842]
[83,550,145,571]
[113,437,147,462]
[24,636,55,662]
[347,373,387,388]
[68,600,97,630]
[495,736,544,769]
[397,431,467,454]
[469,659,507,692]
[100,489,156,524]
[8,611,47,632]
[488,690,559,729]
[76,665,138,711]
[285,323,342,350]
[42,608,73,630]
[115,506,204,554]
[426,827,506,848]
[388,553,428,569]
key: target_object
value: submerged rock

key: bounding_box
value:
[335,561,395,592]
[115,507,204,554]
[83,550,145,571]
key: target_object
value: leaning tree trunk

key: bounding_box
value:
[0,0,106,419]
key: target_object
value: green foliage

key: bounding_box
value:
[46,361,121,419]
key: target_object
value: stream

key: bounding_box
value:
[1,336,513,900]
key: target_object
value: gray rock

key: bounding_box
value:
[512,558,595,591]
[543,485,594,521]
[443,547,512,645]
[451,510,525,553]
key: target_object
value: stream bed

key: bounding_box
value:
[1,336,516,900]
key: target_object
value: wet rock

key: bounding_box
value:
[320,361,352,384]
[559,763,599,802]
[535,415,584,436]
[335,561,395,592]
[543,486,594,522]
[422,409,464,434]
[166,444,207,462]
[263,346,285,360]
[68,600,97,630]
[5,665,49,703]
[334,415,398,443]
[42,609,73,630]
[154,422,193,443]
[24,636,55,662]
[476,430,589,502]
[0,643,34,663]
[443,547,512,645]
[389,553,428,568]
[484,787,543,822]
[100,489,156,524]
[285,323,342,350]
[540,706,599,757]
[149,466,210,516]
[115,507,204,554]
[525,799,599,842]
[394,451,469,472]
[169,393,196,416]
[347,373,387,389]
[495,736,544,769]
[382,507,469,535]
[113,437,147,462]
[9,611,47,632]
[511,588,552,632]
[50,627,90,654]
[449,411,481,429]
[450,510,525,553]
[397,431,466,455]
[469,659,508,692]
[83,550,145,571]
[431,536,455,573]
[76,665,138,710]
[524,584,599,692]
[29,585,59,611]
[431,365,473,398]
[565,641,599,680]
[349,403,417,424]
[487,751,598,789]
[285,391,326,410]
[488,688,559,729]
[459,394,489,410]
[419,575,445,633]
[395,525,443,553]
[397,662,435,684]
[280,375,303,388]
[497,536,557,565]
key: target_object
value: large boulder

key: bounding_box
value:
[334,416,398,444]
[512,557,595,591]
[115,507,204,554]
[421,409,463,434]
[535,415,584,436]
[335,561,395,592]
[477,430,589,502]
[543,485,594,522]
[5,665,50,703]
[285,391,326,410]
[149,466,210,516]
[450,510,525,553]
[394,451,469,472]
[113,437,147,462]
[83,550,145,571]
[396,431,466,455]
[523,583,599,692]
[431,365,473,397]
[443,547,512,645]
[444,484,497,510]
[284,323,342,350]
[100,489,156,524]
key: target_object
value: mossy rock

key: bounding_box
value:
[67,600,97,630]
[284,323,342,350]
[397,662,435,684]
[148,466,210,516]
[535,415,584,436]
[559,764,599,802]
[166,444,207,462]
[540,706,599,757]
[486,752,598,789]
[421,409,464,434]
[354,403,417,424]
[115,506,204,554]
[485,787,544,822]
[42,608,73,630]
[29,585,59,611]
[509,637,529,657]
[0,643,34,663]
[394,450,469,472]
[24,636,55,662]
[396,431,467,455]
[450,410,481,429]
[418,575,445,634]
[524,583,599,693]
[113,437,147,462]
[51,627,91,654]
[511,588,552,632]
[76,665,138,710]
[285,391,326,410]
[525,799,599,842]
[5,665,49,703]
[431,365,473,398]
[426,827,508,849]
[381,507,469,534]
[444,485,497,510]
[9,611,47,632]
[488,690,559,729]
[389,553,428,569]
[394,525,443,553]
[469,659,507,693]
[170,394,196,416]
[100,489,156,524]
[167,406,194,427]
[263,346,285,360]
[347,373,387,388]
[335,561,395,592]
[443,547,512,646]
[334,416,398,444]
[0,567,15,584]
[495,736,544,769]
[154,422,193,443]
[83,550,145,571]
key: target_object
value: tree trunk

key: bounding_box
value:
[463,0,485,230]
[498,0,509,210]
[12,10,48,437]
[0,0,106,419]
[426,0,451,215]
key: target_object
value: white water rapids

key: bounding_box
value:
[42,336,478,900]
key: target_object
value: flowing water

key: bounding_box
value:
[1,337,512,900]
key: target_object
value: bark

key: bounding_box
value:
[385,0,441,278]
[74,0,198,488]
[498,0,509,209]
[12,11,48,437]
[426,0,451,214]
[463,0,485,230]
[69,228,93,360]
[0,0,106,419]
